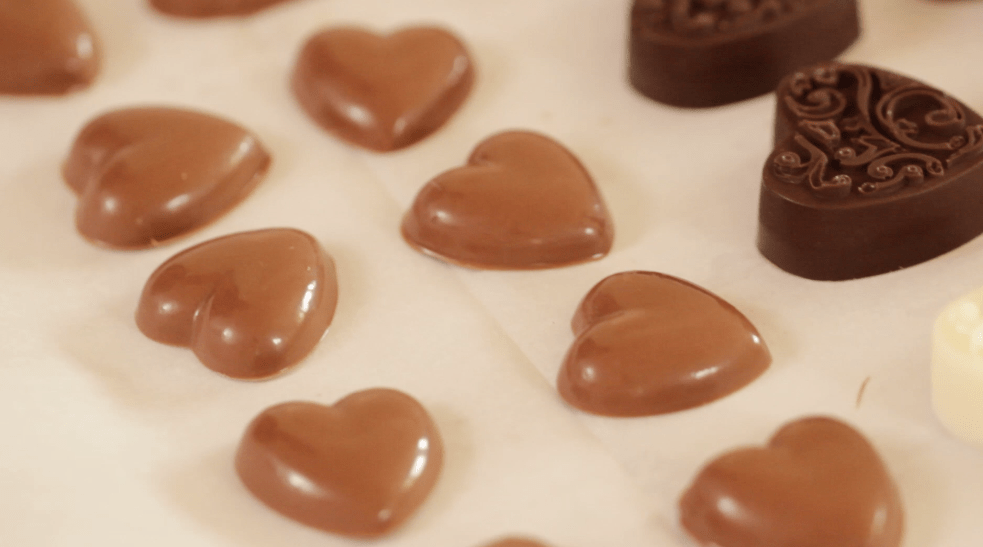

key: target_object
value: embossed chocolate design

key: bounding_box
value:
[401,131,614,269]
[482,538,553,547]
[136,228,337,380]
[758,63,983,280]
[292,26,474,152]
[149,0,296,17]
[558,271,770,416]
[0,0,100,95]
[629,0,859,107]
[235,388,443,537]
[63,107,270,249]
[679,416,905,547]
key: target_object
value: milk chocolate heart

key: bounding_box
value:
[558,271,769,416]
[629,0,860,107]
[758,63,983,280]
[291,26,474,152]
[63,107,271,249]
[401,131,614,269]
[149,0,296,18]
[0,0,100,95]
[679,416,905,547]
[481,538,553,547]
[235,388,443,537]
[135,228,337,380]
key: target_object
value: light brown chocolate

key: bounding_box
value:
[136,228,337,380]
[235,388,444,537]
[679,416,904,547]
[558,271,770,416]
[481,538,553,547]
[0,0,100,95]
[401,131,614,269]
[149,0,297,18]
[63,107,270,249]
[291,26,474,152]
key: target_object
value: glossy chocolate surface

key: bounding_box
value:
[558,271,770,416]
[758,63,983,280]
[679,416,904,547]
[292,26,474,152]
[63,107,270,249]
[235,388,443,537]
[136,228,337,379]
[401,131,614,269]
[628,0,859,107]
[0,0,100,95]
[149,0,296,17]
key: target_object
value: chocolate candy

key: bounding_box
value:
[401,131,614,269]
[291,26,474,152]
[63,107,270,249]
[149,0,297,18]
[628,0,860,107]
[932,286,983,447]
[679,416,904,547]
[558,271,770,416]
[136,228,337,380]
[0,0,100,95]
[235,389,443,537]
[758,63,983,280]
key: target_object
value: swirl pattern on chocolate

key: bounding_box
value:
[773,64,983,199]
[632,0,820,37]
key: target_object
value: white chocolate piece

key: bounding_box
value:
[932,287,983,446]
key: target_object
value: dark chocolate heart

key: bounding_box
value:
[758,63,983,280]
[558,271,770,416]
[63,107,271,249]
[235,388,443,537]
[149,0,296,17]
[401,130,614,269]
[679,416,905,547]
[628,0,860,107]
[135,228,337,379]
[291,26,474,152]
[0,0,100,95]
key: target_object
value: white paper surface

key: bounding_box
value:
[2,0,983,545]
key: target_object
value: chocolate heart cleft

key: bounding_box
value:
[401,131,614,269]
[628,0,860,107]
[63,107,271,249]
[136,228,337,380]
[679,416,904,547]
[558,271,770,416]
[0,0,100,95]
[758,63,983,280]
[291,26,474,152]
[149,0,297,18]
[235,388,444,537]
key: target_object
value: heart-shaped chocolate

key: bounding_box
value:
[758,63,983,280]
[135,228,337,379]
[63,107,271,249]
[401,131,614,269]
[679,416,905,547]
[558,271,769,416]
[235,388,443,537]
[0,0,100,95]
[291,26,474,152]
[628,0,860,107]
[149,0,296,18]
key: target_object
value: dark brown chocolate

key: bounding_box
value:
[149,0,296,18]
[0,0,100,95]
[679,416,904,547]
[558,271,770,416]
[628,0,860,107]
[291,26,474,152]
[401,131,614,269]
[63,107,271,249]
[136,228,337,380]
[758,63,983,280]
[235,389,443,537]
